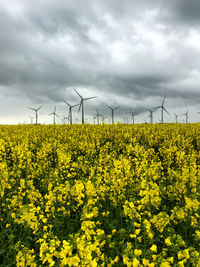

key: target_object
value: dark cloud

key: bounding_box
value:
[160,0,200,26]
[0,0,200,123]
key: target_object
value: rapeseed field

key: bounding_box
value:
[0,124,200,266]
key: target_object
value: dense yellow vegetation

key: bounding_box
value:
[1,124,200,266]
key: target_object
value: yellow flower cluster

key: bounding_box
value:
[0,123,200,266]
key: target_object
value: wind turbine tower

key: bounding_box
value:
[93,116,96,124]
[124,117,128,124]
[174,113,179,124]
[154,97,170,123]
[28,116,35,125]
[95,109,103,125]
[101,115,107,123]
[183,111,189,124]
[62,115,70,124]
[146,109,156,124]
[106,105,120,124]
[130,111,135,124]
[63,100,79,125]
[74,88,97,124]
[49,106,59,124]
[28,105,43,125]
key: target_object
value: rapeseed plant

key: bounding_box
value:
[0,124,200,265]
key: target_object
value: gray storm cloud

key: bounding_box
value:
[0,0,200,123]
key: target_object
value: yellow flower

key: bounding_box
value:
[135,229,141,235]
[142,259,150,266]
[167,257,174,263]
[134,222,141,228]
[165,238,172,246]
[150,244,157,253]
[178,260,185,267]
[134,249,142,256]
[160,262,171,267]
[68,255,80,266]
[178,251,183,260]
[148,232,154,239]
[90,260,98,267]
[132,257,140,266]
[130,234,136,238]
[11,212,16,218]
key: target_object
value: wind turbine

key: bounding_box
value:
[174,113,179,124]
[93,116,96,124]
[146,108,156,124]
[124,117,128,124]
[153,96,170,123]
[182,111,189,124]
[74,88,97,124]
[28,105,43,125]
[95,109,103,125]
[49,106,59,124]
[62,115,70,124]
[129,111,135,124]
[106,105,120,124]
[28,116,35,125]
[101,115,107,123]
[63,100,79,125]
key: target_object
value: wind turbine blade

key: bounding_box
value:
[163,107,170,115]
[78,101,82,113]
[28,107,36,111]
[152,106,160,110]
[113,106,120,110]
[48,113,54,116]
[63,100,70,107]
[84,96,97,100]
[55,113,59,118]
[54,106,56,113]
[106,105,112,110]
[162,96,166,106]
[37,105,43,111]
[73,88,83,99]
[71,104,79,108]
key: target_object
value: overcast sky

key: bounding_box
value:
[1,0,200,124]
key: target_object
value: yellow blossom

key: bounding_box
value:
[150,244,157,253]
